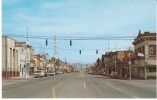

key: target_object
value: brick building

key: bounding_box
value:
[132,31,156,79]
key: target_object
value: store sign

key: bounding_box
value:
[117,51,125,59]
[15,42,27,47]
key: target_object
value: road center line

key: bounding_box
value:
[52,82,62,98]
[84,82,86,89]
[114,87,122,91]
[106,83,122,91]
[52,87,56,98]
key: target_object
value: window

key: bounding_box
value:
[142,46,145,55]
[149,45,156,55]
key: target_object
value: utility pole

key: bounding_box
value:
[25,44,28,78]
[144,37,147,80]
[38,43,41,70]
[115,44,116,72]
[27,26,28,42]
[129,47,131,80]
[25,26,29,78]
[65,57,67,63]
[107,40,109,76]
[108,40,109,52]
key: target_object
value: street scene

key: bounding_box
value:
[1,0,157,99]
[2,71,156,98]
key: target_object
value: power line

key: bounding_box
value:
[3,34,135,40]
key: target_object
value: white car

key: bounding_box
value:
[49,71,55,76]
[110,71,118,78]
[34,70,45,78]
[59,71,63,74]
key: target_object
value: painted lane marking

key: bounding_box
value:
[106,83,122,91]
[106,83,138,98]
[51,76,72,98]
[114,87,122,91]
[52,87,56,98]
[52,82,62,98]
[84,82,86,89]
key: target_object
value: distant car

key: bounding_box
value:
[55,71,59,75]
[49,71,55,76]
[34,70,45,78]
[89,71,93,74]
[59,71,63,74]
[110,72,118,78]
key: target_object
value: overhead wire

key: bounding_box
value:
[3,34,135,40]
[3,33,134,51]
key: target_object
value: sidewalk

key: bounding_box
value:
[2,75,34,80]
[2,76,34,86]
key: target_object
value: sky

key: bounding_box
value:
[2,0,156,65]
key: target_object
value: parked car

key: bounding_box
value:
[44,72,50,77]
[34,70,45,78]
[55,71,59,75]
[110,71,118,78]
[49,71,55,76]
[59,71,63,74]
[89,71,93,74]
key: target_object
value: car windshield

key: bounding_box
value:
[35,71,41,73]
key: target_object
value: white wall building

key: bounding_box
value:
[2,36,31,78]
[2,36,18,78]
[15,41,30,78]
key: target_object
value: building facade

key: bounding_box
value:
[132,31,156,79]
[2,36,33,78]
[2,36,19,78]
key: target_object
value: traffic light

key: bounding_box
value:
[70,39,72,46]
[46,39,48,46]
[96,49,98,54]
[79,50,81,54]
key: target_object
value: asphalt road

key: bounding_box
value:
[2,71,156,98]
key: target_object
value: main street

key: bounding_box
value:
[2,71,156,98]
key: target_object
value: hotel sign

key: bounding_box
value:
[15,42,27,47]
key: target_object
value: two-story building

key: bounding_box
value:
[2,36,33,78]
[132,31,156,79]
[2,36,19,78]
